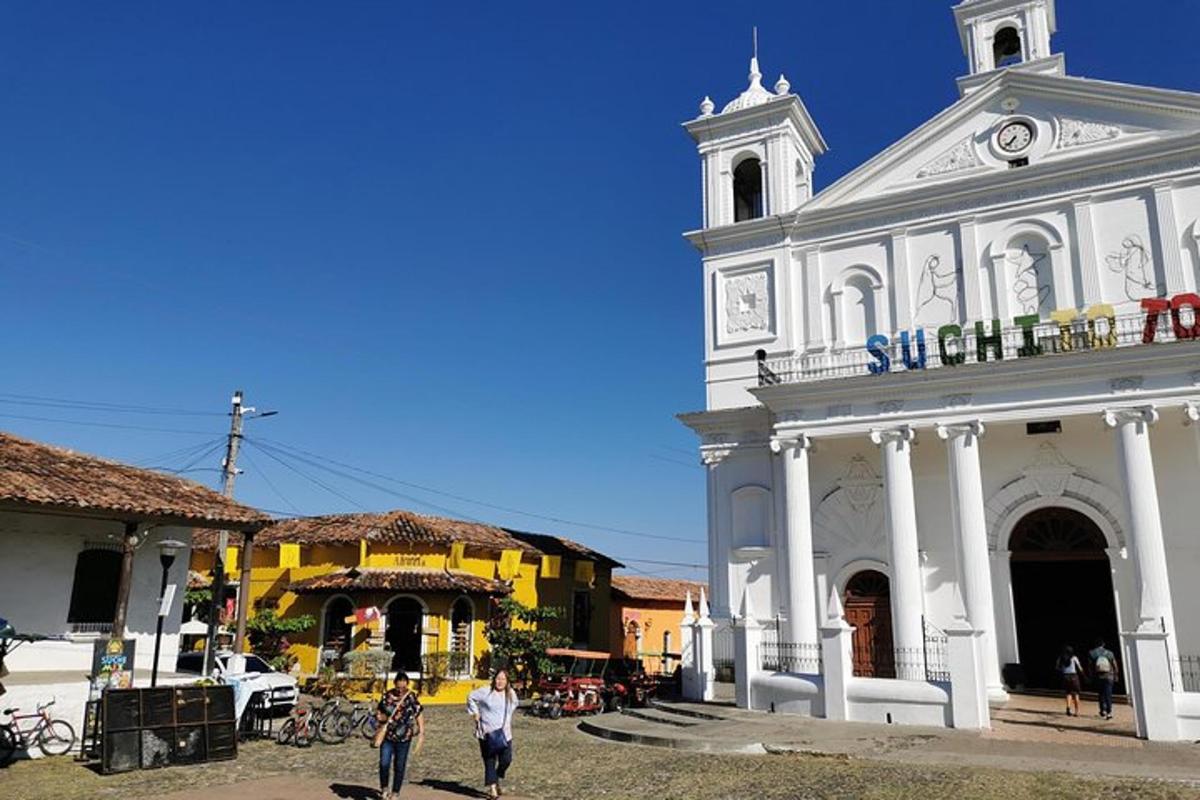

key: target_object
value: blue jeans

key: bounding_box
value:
[379,738,412,792]
[1097,677,1115,716]
[479,738,513,786]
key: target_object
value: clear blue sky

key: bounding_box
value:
[1,1,1195,579]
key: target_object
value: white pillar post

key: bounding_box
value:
[770,433,818,646]
[1124,628,1180,741]
[936,421,1007,703]
[820,586,854,721]
[696,589,716,702]
[733,587,764,710]
[1103,407,1177,635]
[680,591,697,700]
[702,447,732,621]
[945,616,990,730]
[989,549,1020,667]
[870,425,925,679]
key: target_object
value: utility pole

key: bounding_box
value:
[204,390,245,676]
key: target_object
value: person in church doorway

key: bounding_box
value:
[1056,645,1085,716]
[1089,638,1119,720]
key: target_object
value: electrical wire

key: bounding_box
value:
[0,411,219,435]
[135,437,226,468]
[248,436,704,545]
[168,440,227,476]
[239,448,303,516]
[0,392,224,416]
[243,441,369,511]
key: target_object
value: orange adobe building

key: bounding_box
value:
[609,576,707,674]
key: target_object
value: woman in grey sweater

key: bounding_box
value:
[467,669,517,798]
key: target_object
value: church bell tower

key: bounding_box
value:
[952,0,1064,94]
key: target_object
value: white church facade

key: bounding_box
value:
[679,0,1200,740]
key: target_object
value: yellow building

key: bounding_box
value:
[191,509,619,696]
[610,576,707,675]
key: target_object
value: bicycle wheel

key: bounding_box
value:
[360,714,379,740]
[0,725,17,765]
[317,712,348,744]
[294,722,311,748]
[277,717,296,745]
[37,720,75,757]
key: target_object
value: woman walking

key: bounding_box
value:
[1057,645,1086,717]
[375,672,424,800]
[467,669,518,799]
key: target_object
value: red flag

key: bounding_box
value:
[355,606,381,625]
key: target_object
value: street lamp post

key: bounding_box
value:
[151,539,186,688]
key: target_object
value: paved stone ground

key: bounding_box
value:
[2,701,1198,799]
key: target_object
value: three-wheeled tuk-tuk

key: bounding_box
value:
[529,648,613,718]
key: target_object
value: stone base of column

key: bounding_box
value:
[987,686,1010,705]
[1123,626,1180,742]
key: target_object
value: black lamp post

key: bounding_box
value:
[150,538,186,688]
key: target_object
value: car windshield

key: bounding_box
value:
[175,653,205,674]
[239,656,274,673]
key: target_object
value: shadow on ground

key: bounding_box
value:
[417,778,482,797]
[328,783,379,799]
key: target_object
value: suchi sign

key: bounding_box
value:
[865,294,1200,375]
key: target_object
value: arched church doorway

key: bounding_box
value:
[385,597,424,675]
[1009,507,1123,693]
[844,570,895,678]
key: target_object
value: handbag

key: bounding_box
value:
[481,692,511,756]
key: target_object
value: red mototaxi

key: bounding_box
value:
[529,648,613,718]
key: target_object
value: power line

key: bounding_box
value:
[244,440,369,511]
[239,448,303,516]
[0,411,219,435]
[0,392,225,417]
[249,436,705,545]
[135,437,226,468]
[169,440,228,476]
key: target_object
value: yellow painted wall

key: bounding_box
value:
[189,539,564,676]
[611,600,686,673]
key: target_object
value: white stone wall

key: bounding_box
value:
[706,414,1200,668]
[0,512,193,676]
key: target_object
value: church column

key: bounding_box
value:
[870,425,925,679]
[1102,407,1177,634]
[770,434,818,645]
[958,218,983,320]
[1152,183,1191,294]
[936,421,1006,701]
[989,549,1019,665]
[1071,196,1103,305]
[702,446,733,619]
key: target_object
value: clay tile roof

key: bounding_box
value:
[0,431,268,529]
[187,570,212,590]
[288,567,512,596]
[504,529,623,568]
[611,576,708,604]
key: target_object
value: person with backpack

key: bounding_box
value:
[1089,638,1119,720]
[1056,644,1086,716]
[468,669,518,799]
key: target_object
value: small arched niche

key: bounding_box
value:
[731,485,772,549]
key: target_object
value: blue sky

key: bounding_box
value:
[1,1,1195,579]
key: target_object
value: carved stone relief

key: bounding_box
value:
[723,270,772,335]
[1023,442,1076,498]
[1056,118,1121,150]
[916,137,982,179]
[813,455,885,551]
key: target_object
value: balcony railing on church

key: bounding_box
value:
[757,308,1192,387]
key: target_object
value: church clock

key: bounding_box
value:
[995,119,1036,155]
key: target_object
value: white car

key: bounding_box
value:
[175,652,299,712]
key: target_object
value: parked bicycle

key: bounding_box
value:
[321,700,379,742]
[0,700,77,763]
[276,704,315,747]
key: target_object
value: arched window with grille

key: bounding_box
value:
[450,597,474,677]
[67,545,122,633]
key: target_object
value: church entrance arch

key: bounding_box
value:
[1009,507,1123,693]
[844,569,896,678]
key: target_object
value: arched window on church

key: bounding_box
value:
[733,158,764,222]
[993,26,1023,68]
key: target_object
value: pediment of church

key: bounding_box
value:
[805,71,1200,212]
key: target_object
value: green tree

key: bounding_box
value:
[245,608,315,672]
[485,597,569,679]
